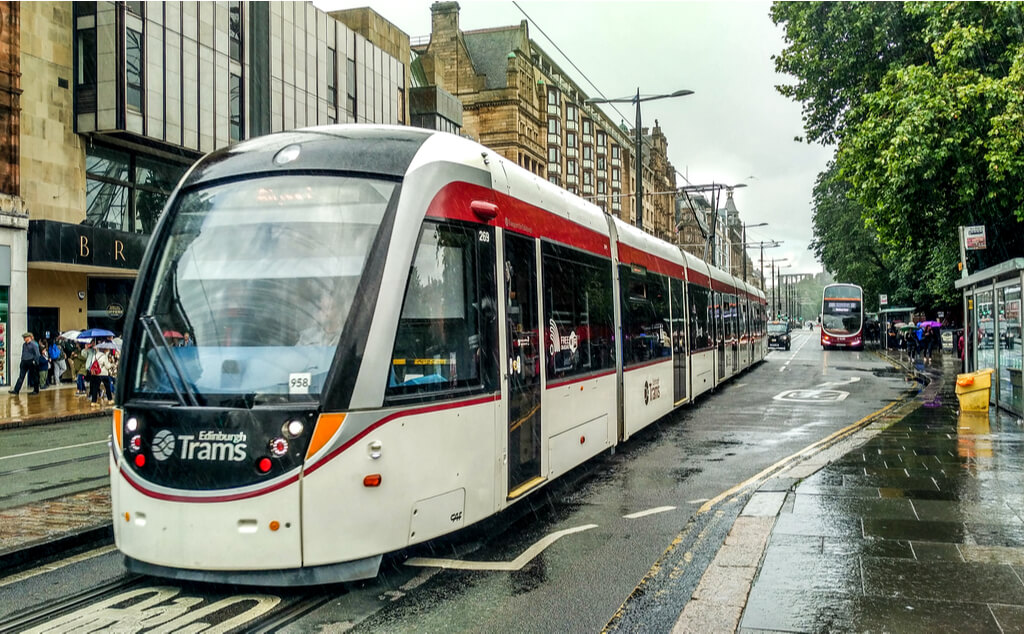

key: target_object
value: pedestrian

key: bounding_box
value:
[37,339,50,389]
[925,325,937,364]
[71,343,87,395]
[84,344,105,407]
[905,330,919,360]
[47,338,63,385]
[957,332,965,360]
[9,332,41,395]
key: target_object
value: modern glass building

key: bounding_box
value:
[4,1,409,382]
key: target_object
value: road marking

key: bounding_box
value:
[0,545,117,588]
[0,440,107,462]
[773,389,849,402]
[686,498,710,504]
[405,524,597,572]
[817,376,861,387]
[623,506,676,519]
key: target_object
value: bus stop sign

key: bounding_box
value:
[965,225,986,250]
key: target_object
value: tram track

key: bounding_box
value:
[0,575,144,633]
[0,452,106,480]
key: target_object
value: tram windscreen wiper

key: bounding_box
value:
[139,314,199,407]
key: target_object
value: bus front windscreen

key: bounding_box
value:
[822,299,862,335]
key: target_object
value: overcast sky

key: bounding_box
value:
[314,0,836,275]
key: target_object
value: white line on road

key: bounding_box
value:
[779,332,811,372]
[404,524,598,572]
[686,498,710,504]
[623,506,676,519]
[0,545,118,588]
[0,440,107,462]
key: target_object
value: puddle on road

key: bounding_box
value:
[670,466,701,483]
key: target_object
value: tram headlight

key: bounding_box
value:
[282,419,304,438]
[126,417,139,433]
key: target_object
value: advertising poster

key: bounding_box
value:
[0,322,6,386]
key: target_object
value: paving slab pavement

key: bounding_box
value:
[732,352,1024,633]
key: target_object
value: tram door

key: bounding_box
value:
[671,278,687,404]
[504,233,542,495]
[716,292,726,381]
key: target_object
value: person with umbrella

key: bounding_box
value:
[83,340,114,407]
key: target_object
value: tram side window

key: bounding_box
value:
[541,242,615,380]
[688,283,712,350]
[386,221,497,401]
[621,266,671,366]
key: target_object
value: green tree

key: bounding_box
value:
[773,1,1024,310]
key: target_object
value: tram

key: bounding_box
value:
[820,283,864,349]
[110,125,767,585]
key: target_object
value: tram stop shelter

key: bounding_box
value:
[878,306,916,351]
[955,258,1023,415]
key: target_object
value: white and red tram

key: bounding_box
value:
[110,126,766,585]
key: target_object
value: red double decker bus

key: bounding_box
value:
[821,283,864,350]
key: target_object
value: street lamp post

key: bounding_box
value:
[741,222,767,282]
[587,89,693,231]
[744,240,780,290]
[762,257,788,318]
[678,182,747,267]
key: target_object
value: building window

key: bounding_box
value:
[597,157,606,171]
[547,87,559,106]
[583,171,593,187]
[86,146,188,234]
[566,105,577,121]
[548,147,559,163]
[346,57,357,121]
[228,1,242,62]
[126,28,143,111]
[77,28,97,86]
[229,73,243,142]
[566,133,576,148]
[567,160,577,176]
[597,131,606,146]
[547,118,560,135]
[612,145,620,160]
[327,47,338,108]
[125,1,143,16]
[583,146,593,161]
[612,167,620,182]
[582,119,592,136]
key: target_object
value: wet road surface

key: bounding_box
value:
[740,355,1024,633]
[1,332,917,632]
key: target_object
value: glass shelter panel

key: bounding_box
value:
[998,284,1022,413]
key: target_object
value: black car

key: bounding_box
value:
[767,321,791,350]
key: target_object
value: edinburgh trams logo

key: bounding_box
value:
[644,378,661,405]
[149,429,249,462]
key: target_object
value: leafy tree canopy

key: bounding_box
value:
[773,1,1024,311]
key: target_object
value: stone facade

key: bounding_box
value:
[21,2,84,225]
[416,5,546,176]
[642,122,677,240]
[415,1,636,221]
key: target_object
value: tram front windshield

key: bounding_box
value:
[130,175,396,404]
